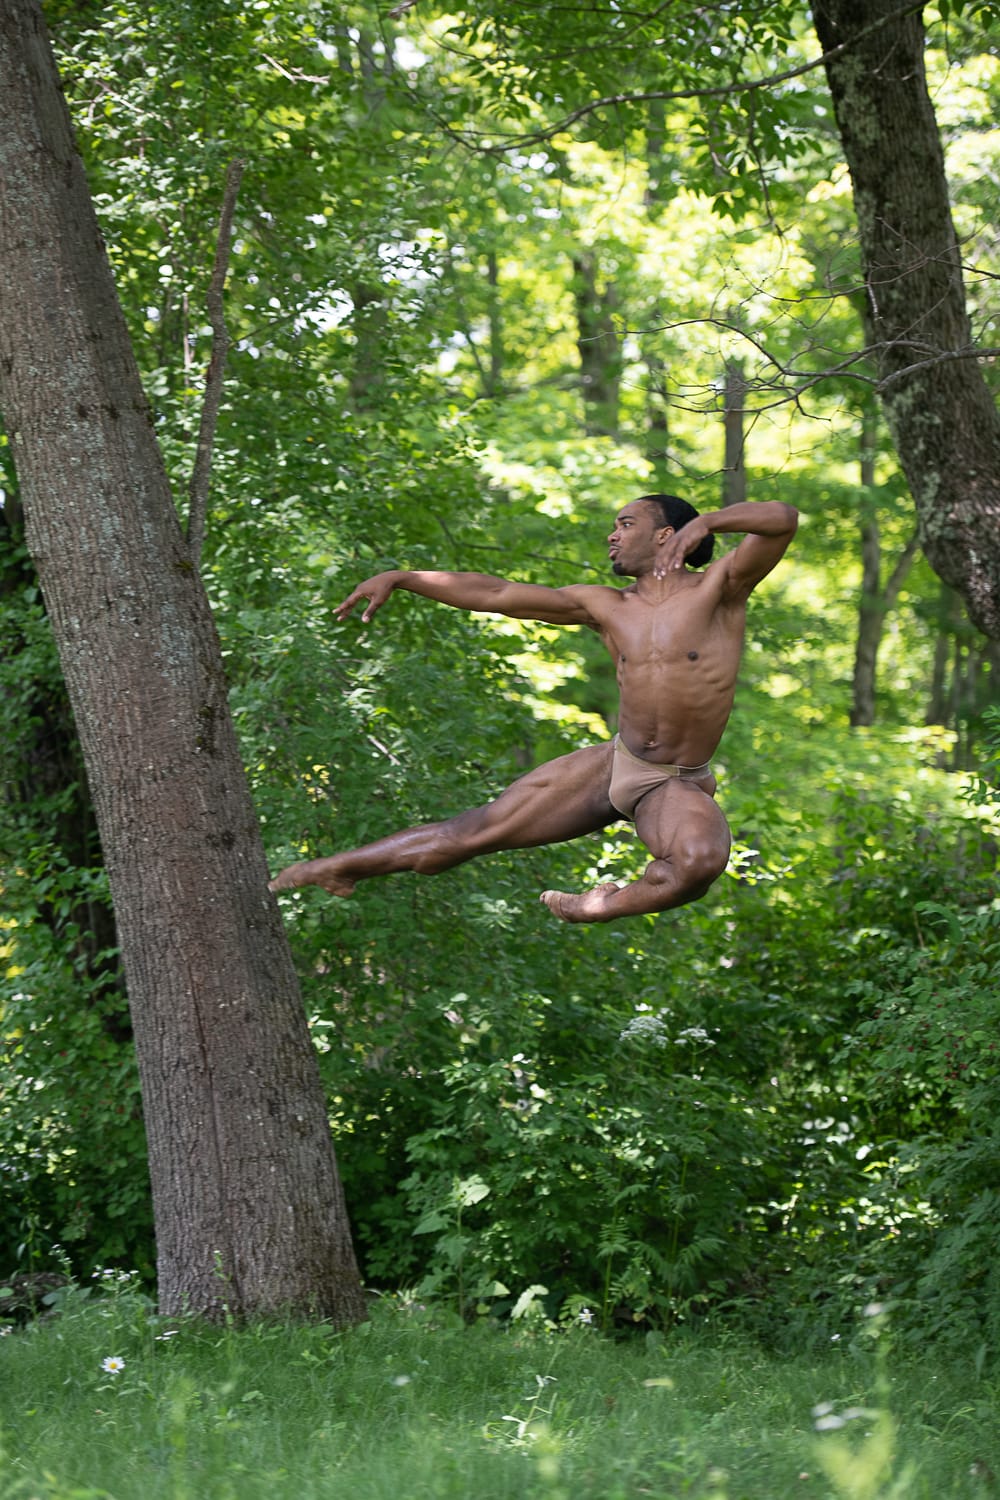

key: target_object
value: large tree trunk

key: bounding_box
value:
[0,0,365,1323]
[811,0,1000,639]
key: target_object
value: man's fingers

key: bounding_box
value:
[335,590,375,622]
[335,576,392,623]
[338,592,382,625]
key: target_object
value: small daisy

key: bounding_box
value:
[101,1356,125,1374]
[578,1307,594,1325]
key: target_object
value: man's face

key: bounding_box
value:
[607,501,667,577]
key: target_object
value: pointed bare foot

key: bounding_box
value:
[539,882,622,924]
[269,858,356,897]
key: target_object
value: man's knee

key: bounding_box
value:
[647,835,729,902]
[685,832,729,891]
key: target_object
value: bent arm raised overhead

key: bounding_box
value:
[657,501,798,599]
[335,569,603,626]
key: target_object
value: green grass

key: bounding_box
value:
[1,1284,998,1499]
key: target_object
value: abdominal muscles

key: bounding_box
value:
[616,656,736,765]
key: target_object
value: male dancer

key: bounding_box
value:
[270,494,798,922]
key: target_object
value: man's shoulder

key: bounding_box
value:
[687,554,746,604]
[658,560,748,622]
[559,582,625,618]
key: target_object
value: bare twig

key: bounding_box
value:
[876,344,1000,391]
[187,158,245,567]
[260,52,330,85]
[388,0,419,16]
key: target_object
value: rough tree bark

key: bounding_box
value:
[811,0,1000,640]
[0,0,365,1322]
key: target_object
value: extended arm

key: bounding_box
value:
[335,569,602,626]
[657,501,798,597]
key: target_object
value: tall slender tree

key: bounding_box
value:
[721,357,748,508]
[571,250,622,438]
[0,0,364,1321]
[851,410,919,726]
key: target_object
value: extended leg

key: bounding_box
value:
[540,778,731,923]
[270,742,617,896]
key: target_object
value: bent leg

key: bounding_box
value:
[541,779,730,923]
[270,742,617,896]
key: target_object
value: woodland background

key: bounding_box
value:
[2,0,1000,1354]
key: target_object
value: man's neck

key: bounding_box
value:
[632,566,691,598]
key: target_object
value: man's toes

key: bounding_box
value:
[539,889,566,918]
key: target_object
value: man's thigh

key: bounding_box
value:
[472,741,618,849]
[633,778,732,865]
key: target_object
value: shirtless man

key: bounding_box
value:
[269,494,798,923]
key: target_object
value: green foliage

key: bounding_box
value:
[396,1003,770,1326]
[4,0,999,1362]
[0,853,151,1276]
[837,902,1000,1355]
[824,719,1000,1356]
[250,580,999,1341]
[0,523,148,1277]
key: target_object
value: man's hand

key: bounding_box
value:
[335,571,401,624]
[654,519,711,578]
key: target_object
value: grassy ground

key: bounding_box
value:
[1,1281,998,1499]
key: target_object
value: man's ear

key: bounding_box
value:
[655,526,675,543]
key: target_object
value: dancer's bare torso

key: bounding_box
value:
[333,499,797,777]
[545,567,746,768]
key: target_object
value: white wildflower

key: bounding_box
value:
[675,1026,714,1046]
[619,1014,668,1046]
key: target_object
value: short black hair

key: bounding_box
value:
[638,493,714,569]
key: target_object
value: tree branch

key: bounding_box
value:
[875,344,1000,391]
[407,1,927,155]
[187,158,245,567]
[631,311,1000,411]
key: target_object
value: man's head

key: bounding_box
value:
[607,493,714,576]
